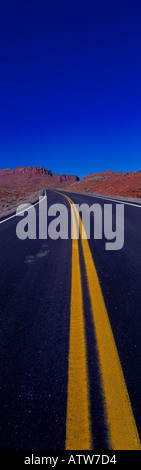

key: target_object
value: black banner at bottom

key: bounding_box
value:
[0,450,140,467]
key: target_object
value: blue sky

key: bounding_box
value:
[0,0,141,178]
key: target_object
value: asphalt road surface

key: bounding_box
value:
[0,189,141,450]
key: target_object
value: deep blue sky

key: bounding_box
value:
[0,0,141,178]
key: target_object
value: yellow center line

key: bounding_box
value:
[65,204,91,450]
[52,190,140,450]
[52,191,91,450]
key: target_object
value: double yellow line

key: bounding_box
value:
[65,197,91,450]
[53,191,140,450]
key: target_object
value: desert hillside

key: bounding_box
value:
[0,166,79,218]
[67,170,141,199]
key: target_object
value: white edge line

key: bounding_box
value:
[63,191,141,208]
[88,194,141,208]
[0,195,46,225]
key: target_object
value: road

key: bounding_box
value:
[0,189,141,450]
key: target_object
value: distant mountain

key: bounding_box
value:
[1,166,141,199]
[0,166,79,184]
[52,173,79,182]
